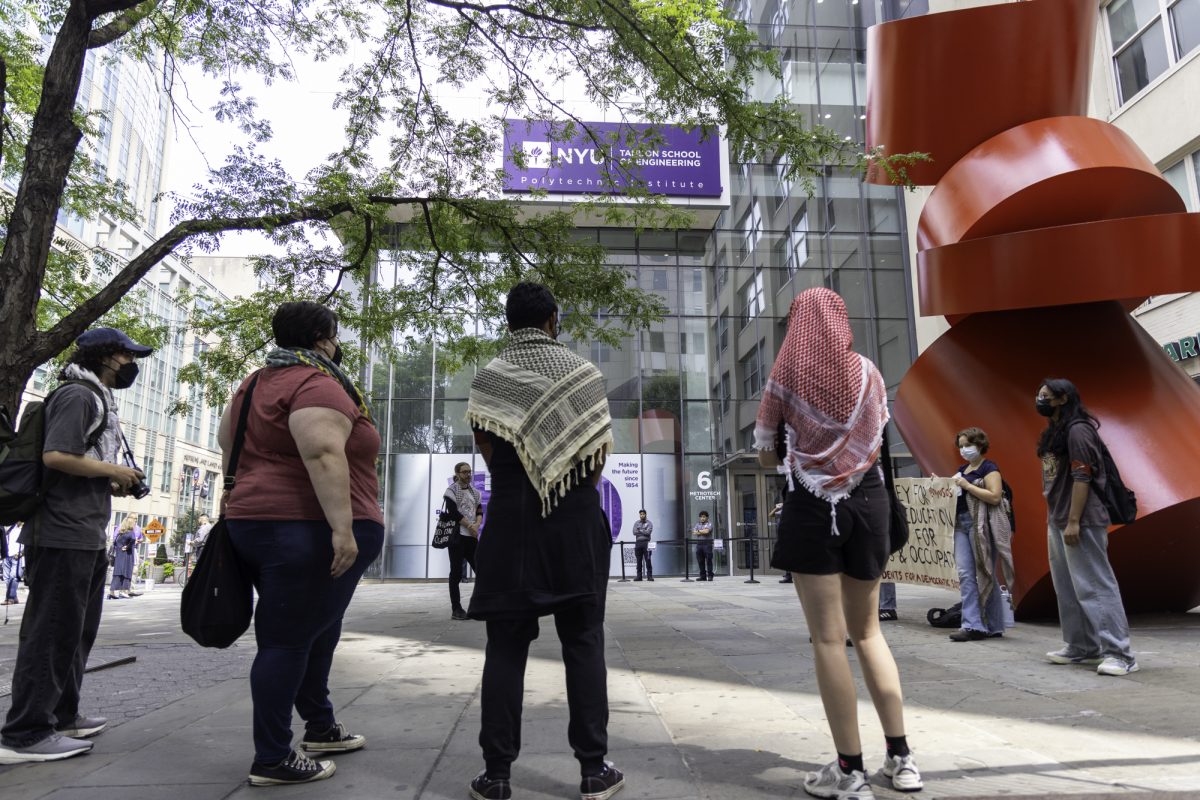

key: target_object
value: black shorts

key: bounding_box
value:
[770,463,890,581]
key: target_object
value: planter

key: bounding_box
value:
[151,565,165,584]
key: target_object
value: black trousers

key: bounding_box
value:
[695,539,715,579]
[449,533,478,611]
[2,546,108,747]
[634,543,652,578]
[479,597,608,779]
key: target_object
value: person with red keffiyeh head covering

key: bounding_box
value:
[755,288,922,800]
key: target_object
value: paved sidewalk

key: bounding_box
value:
[1,579,1199,799]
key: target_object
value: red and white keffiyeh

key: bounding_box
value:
[754,288,888,524]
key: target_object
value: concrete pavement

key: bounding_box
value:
[1,578,1199,799]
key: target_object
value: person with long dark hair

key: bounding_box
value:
[755,288,921,800]
[218,301,384,785]
[1036,379,1138,676]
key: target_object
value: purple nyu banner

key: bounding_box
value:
[503,119,723,198]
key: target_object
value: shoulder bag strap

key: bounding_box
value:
[222,373,261,495]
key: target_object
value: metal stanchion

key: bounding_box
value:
[745,536,760,584]
[617,541,629,582]
[680,536,693,582]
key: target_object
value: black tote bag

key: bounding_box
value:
[880,431,910,555]
[180,374,258,648]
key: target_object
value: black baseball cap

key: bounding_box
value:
[75,327,154,357]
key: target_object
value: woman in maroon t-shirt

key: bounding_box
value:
[217,301,382,787]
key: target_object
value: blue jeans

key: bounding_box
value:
[954,512,1005,635]
[2,556,20,601]
[878,581,896,612]
[1047,522,1133,662]
[228,518,384,764]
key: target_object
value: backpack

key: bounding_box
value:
[0,380,108,526]
[1068,421,1138,525]
[927,602,963,628]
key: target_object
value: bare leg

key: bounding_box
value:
[841,574,906,737]
[793,573,861,754]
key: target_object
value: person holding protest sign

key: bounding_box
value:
[948,428,1015,642]
[1036,379,1138,676]
[755,288,922,799]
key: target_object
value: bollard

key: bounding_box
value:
[745,536,760,584]
[618,541,629,582]
[681,536,693,582]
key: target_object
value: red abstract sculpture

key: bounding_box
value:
[867,0,1200,616]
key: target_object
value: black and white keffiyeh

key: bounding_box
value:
[467,328,613,517]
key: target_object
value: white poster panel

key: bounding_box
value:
[882,477,960,590]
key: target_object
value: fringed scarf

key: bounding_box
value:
[753,288,888,533]
[264,348,373,425]
[966,485,1016,629]
[467,328,613,517]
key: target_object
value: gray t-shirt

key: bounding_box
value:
[1041,422,1110,530]
[21,383,112,551]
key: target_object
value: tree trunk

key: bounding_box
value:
[0,0,93,411]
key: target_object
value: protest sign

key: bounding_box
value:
[882,477,959,590]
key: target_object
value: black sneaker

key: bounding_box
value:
[580,762,624,800]
[469,770,512,800]
[248,749,336,786]
[452,608,468,621]
[301,722,366,753]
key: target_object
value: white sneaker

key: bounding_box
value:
[881,752,923,792]
[1097,656,1140,676]
[803,761,875,799]
[1046,647,1103,666]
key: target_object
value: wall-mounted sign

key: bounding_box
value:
[1164,335,1200,362]
[503,119,723,198]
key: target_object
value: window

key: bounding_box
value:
[786,207,810,277]
[1107,0,1200,105]
[740,271,766,329]
[160,459,173,493]
[741,341,765,399]
[720,371,731,413]
[717,314,729,352]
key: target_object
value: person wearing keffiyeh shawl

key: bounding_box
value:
[753,288,924,795]
[464,282,624,799]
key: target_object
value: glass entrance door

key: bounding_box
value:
[730,471,789,577]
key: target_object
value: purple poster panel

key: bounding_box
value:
[503,119,723,198]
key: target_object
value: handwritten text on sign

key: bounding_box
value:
[882,477,959,590]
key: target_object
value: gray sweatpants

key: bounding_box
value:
[1047,522,1134,662]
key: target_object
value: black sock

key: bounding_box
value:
[837,752,864,774]
[885,734,910,758]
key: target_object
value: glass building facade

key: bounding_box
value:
[370,0,922,579]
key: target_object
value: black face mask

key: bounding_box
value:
[331,344,343,366]
[111,361,139,390]
[1035,398,1056,417]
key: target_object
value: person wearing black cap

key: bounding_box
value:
[0,327,151,764]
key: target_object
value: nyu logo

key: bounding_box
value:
[521,141,551,169]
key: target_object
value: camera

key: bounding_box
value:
[118,431,151,500]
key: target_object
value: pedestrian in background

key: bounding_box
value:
[218,301,383,786]
[1036,379,1138,676]
[755,288,921,799]
[2,524,22,605]
[632,510,653,581]
[949,427,1014,642]
[108,517,137,599]
[445,462,483,620]
[0,328,151,764]
[465,282,623,800]
[692,511,714,581]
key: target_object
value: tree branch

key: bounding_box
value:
[88,0,158,48]
[424,0,603,31]
[85,0,151,19]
